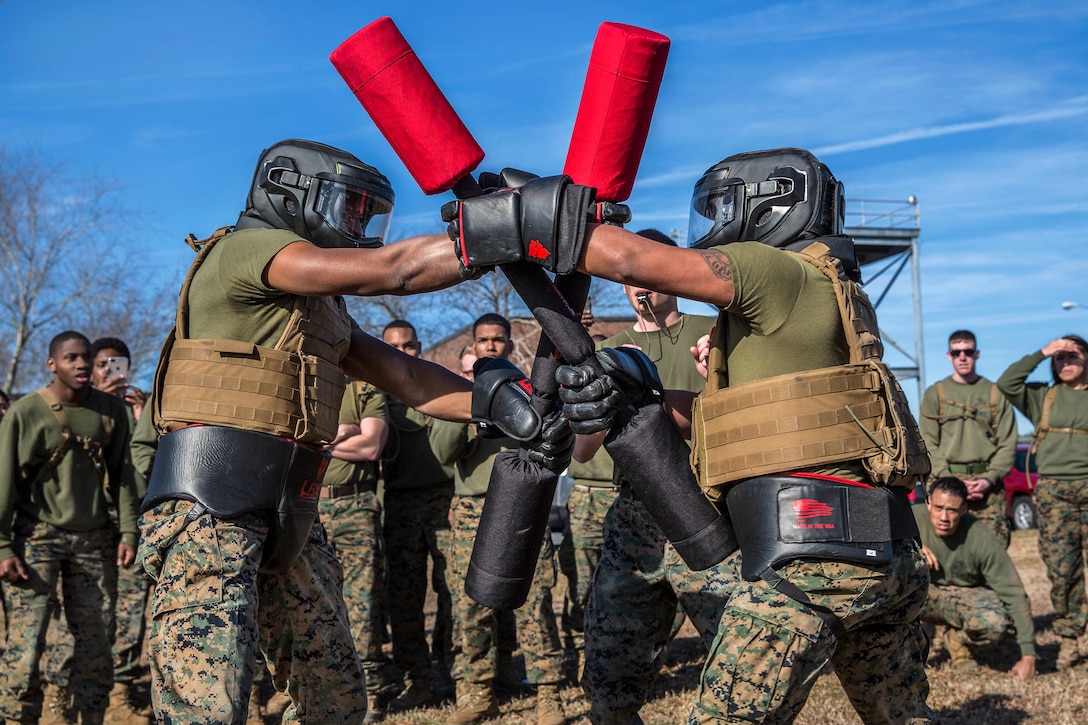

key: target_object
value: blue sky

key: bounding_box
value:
[2,1,1086,430]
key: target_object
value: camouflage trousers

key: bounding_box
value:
[920,584,1011,649]
[318,488,386,692]
[139,500,367,724]
[562,485,620,652]
[931,474,1009,547]
[383,485,454,684]
[449,494,563,686]
[41,507,155,688]
[0,518,117,723]
[690,539,935,724]
[1035,477,1088,639]
[584,490,734,725]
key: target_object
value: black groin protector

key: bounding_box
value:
[465,449,558,610]
[604,403,737,569]
[143,425,327,573]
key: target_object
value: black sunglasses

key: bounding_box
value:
[948,349,977,358]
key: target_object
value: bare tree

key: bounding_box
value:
[0,146,157,393]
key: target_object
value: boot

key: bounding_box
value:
[941,628,977,671]
[41,684,76,725]
[245,684,266,725]
[391,679,434,712]
[1057,636,1081,670]
[104,682,152,725]
[445,682,498,725]
[493,651,530,696]
[363,691,384,724]
[535,684,565,725]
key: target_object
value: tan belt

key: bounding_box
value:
[572,483,622,493]
[320,481,374,499]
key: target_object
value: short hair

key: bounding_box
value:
[382,319,417,339]
[930,476,968,504]
[635,228,678,247]
[91,336,131,360]
[48,331,90,358]
[948,330,976,347]
[472,313,511,337]
[1051,334,1088,385]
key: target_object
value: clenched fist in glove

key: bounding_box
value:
[520,406,574,472]
[441,174,597,275]
[555,347,663,434]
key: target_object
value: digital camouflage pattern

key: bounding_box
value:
[1034,477,1088,639]
[448,495,563,686]
[583,492,734,725]
[689,540,934,724]
[318,489,385,694]
[0,519,117,723]
[562,486,619,653]
[139,500,367,723]
[383,485,455,685]
[920,584,1011,649]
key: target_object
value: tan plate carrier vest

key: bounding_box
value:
[152,227,351,444]
[690,241,930,503]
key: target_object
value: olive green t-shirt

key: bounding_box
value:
[715,242,862,480]
[381,395,454,492]
[322,380,387,488]
[581,314,716,487]
[717,242,848,385]
[429,419,514,497]
[0,388,136,560]
[185,228,360,344]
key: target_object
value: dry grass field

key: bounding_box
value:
[373,529,1088,724]
[14,528,1083,723]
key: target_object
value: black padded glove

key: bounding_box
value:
[520,406,574,472]
[471,358,540,441]
[555,347,664,434]
[441,174,597,275]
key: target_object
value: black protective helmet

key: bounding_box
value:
[235,139,394,249]
[687,148,844,250]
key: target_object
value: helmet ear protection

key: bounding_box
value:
[236,139,395,249]
[688,148,843,250]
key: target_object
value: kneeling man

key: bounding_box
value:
[916,477,1036,679]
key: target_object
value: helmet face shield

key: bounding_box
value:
[688,179,741,248]
[314,178,392,248]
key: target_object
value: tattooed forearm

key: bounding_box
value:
[699,250,732,283]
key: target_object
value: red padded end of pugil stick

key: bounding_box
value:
[563,23,670,202]
[330,17,485,195]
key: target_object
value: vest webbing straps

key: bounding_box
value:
[33,387,113,487]
[924,379,1001,446]
[1027,381,1088,455]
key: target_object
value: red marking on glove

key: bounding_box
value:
[527,239,550,261]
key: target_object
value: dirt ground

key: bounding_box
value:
[10,528,1087,724]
